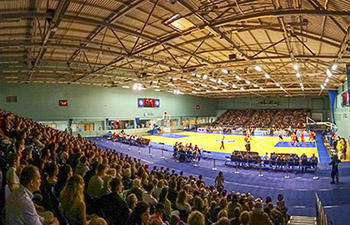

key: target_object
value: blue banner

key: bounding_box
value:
[328,90,338,124]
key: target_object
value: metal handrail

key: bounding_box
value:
[315,193,330,225]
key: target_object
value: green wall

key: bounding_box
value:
[334,81,350,138]
[0,83,217,121]
[218,96,330,121]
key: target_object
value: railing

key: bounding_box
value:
[315,193,330,225]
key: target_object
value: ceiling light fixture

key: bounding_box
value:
[217,78,222,84]
[223,89,228,92]
[122,86,130,89]
[320,84,324,89]
[296,72,301,78]
[293,63,298,71]
[222,82,228,86]
[264,73,270,79]
[259,87,263,90]
[245,80,251,84]
[186,80,194,84]
[240,87,245,91]
[332,64,337,71]
[202,74,208,79]
[325,78,329,83]
[235,75,241,80]
[326,69,332,77]
[232,84,237,88]
[201,84,208,87]
[276,83,280,87]
[221,69,228,74]
[196,74,201,78]
[253,84,258,88]
[209,78,217,83]
[255,65,262,72]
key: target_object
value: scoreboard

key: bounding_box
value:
[138,98,160,108]
[341,91,350,106]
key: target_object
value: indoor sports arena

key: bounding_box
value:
[1,1,350,225]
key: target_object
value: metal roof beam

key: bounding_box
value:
[27,0,71,81]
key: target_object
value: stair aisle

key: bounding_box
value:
[288,216,316,225]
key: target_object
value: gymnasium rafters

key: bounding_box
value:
[0,0,349,97]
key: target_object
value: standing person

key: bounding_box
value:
[291,133,296,146]
[309,130,315,142]
[215,171,225,192]
[300,130,305,144]
[329,154,341,184]
[341,138,347,160]
[245,141,251,152]
[220,136,225,150]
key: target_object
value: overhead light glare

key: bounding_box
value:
[240,87,245,91]
[202,74,208,79]
[253,84,258,88]
[326,69,332,77]
[293,63,298,70]
[222,82,228,86]
[235,75,241,80]
[325,78,329,83]
[232,84,237,88]
[265,73,270,79]
[201,83,208,87]
[255,65,262,72]
[217,78,222,84]
[221,69,228,74]
[245,80,251,84]
[186,80,194,84]
[332,64,337,71]
[122,86,130,89]
[296,72,301,78]
[209,78,217,83]
[276,83,280,87]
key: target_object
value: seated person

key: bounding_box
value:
[6,165,59,225]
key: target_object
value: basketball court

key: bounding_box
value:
[144,131,318,158]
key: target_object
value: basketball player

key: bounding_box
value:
[291,133,296,146]
[300,130,305,144]
[278,130,284,141]
[220,136,225,150]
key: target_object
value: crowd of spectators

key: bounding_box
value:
[215,110,253,128]
[246,110,276,128]
[271,110,308,129]
[214,109,308,130]
[0,110,290,225]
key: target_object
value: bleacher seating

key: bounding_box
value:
[215,109,309,129]
[0,109,290,225]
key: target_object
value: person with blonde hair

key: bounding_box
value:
[187,210,205,225]
[60,174,88,225]
[175,190,191,221]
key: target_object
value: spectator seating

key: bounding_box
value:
[0,109,290,225]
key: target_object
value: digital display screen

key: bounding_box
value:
[59,100,68,106]
[138,98,160,108]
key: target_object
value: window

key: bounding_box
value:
[5,96,17,103]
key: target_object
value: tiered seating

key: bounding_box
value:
[246,110,276,128]
[272,110,308,129]
[215,109,308,129]
[215,109,252,127]
[0,110,290,225]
